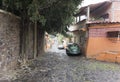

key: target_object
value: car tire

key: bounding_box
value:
[66,53,72,56]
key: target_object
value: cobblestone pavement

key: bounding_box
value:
[11,49,120,82]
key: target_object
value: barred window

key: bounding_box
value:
[107,31,120,38]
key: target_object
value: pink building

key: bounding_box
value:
[73,0,120,63]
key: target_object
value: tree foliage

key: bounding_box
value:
[0,0,82,34]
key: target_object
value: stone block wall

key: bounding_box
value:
[0,10,20,71]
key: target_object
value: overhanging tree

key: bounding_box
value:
[0,0,83,60]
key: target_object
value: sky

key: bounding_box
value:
[81,0,109,6]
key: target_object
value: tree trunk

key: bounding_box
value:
[33,21,37,59]
[37,28,45,56]
[19,21,45,64]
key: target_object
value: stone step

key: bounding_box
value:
[95,51,120,63]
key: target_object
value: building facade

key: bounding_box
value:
[74,0,120,63]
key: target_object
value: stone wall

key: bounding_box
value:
[0,10,20,71]
[0,9,46,72]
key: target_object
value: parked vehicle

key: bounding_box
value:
[58,40,67,49]
[58,44,64,49]
[66,43,81,56]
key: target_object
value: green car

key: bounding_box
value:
[66,43,81,56]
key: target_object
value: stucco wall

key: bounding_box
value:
[0,10,20,71]
[86,24,120,58]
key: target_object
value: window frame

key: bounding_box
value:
[107,31,120,38]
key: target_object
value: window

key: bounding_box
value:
[107,31,120,42]
[107,31,120,38]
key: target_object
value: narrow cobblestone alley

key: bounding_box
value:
[11,49,120,82]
